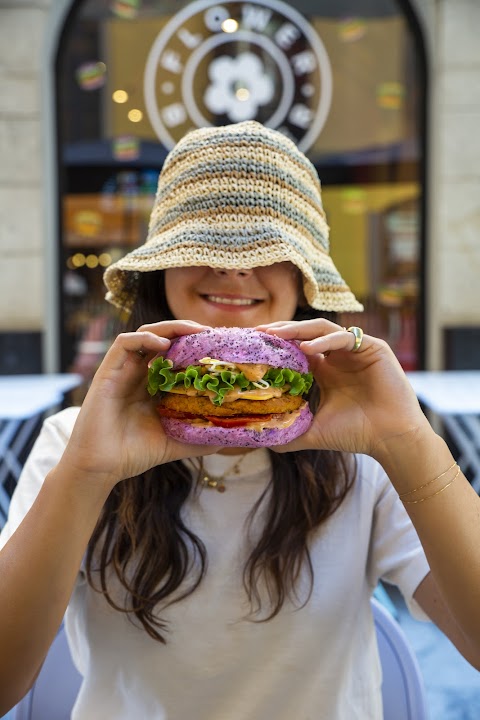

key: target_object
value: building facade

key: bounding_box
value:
[0,0,479,377]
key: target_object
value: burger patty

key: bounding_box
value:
[159,392,304,416]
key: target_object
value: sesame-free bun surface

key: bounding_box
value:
[166,327,309,373]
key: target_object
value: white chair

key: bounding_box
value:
[12,598,428,719]
[372,596,429,719]
[13,624,81,720]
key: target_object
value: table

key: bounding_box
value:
[0,374,81,525]
[407,371,480,493]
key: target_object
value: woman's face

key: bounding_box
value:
[164,263,301,327]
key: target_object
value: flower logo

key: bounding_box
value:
[144,0,333,150]
[204,52,274,122]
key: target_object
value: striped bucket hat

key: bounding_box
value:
[104,121,363,313]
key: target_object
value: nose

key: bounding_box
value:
[213,268,253,278]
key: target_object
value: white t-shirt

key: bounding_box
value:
[0,408,430,720]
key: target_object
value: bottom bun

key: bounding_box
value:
[160,403,313,448]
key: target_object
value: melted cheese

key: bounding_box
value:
[167,386,287,402]
[168,387,200,396]
[220,387,284,402]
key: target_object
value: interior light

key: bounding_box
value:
[86,254,99,269]
[98,252,112,267]
[128,108,143,122]
[235,88,250,101]
[221,18,238,33]
[72,253,86,268]
[112,89,128,103]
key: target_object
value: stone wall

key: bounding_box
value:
[0,0,52,332]
[436,1,480,326]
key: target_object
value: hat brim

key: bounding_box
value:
[104,220,363,314]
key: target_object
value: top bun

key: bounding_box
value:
[166,327,309,373]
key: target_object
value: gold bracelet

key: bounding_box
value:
[401,466,460,505]
[398,461,458,499]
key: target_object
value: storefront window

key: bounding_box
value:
[56,0,426,397]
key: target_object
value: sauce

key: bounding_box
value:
[167,386,287,402]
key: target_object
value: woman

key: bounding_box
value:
[1,121,480,719]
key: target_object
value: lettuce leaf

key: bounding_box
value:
[148,357,313,406]
[264,368,313,395]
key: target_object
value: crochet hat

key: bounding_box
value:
[104,121,363,313]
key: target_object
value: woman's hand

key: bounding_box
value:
[256,319,431,459]
[60,320,217,491]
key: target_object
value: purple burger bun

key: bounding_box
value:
[166,327,309,373]
[161,402,313,448]
[158,327,314,448]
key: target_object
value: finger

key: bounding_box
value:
[136,321,212,367]
[103,332,171,372]
[300,331,357,355]
[255,321,295,330]
[257,319,344,342]
[164,441,224,463]
[258,320,367,354]
[137,320,210,337]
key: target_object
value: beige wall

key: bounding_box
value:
[435,2,480,327]
[0,0,52,330]
[0,0,479,368]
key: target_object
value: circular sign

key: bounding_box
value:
[144,0,332,151]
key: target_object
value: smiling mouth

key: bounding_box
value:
[202,295,261,306]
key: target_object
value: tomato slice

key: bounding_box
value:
[203,414,272,428]
[157,405,273,428]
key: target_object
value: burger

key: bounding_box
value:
[147,327,314,448]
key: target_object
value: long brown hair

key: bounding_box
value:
[86,271,355,642]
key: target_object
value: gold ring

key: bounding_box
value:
[136,349,147,359]
[347,326,364,352]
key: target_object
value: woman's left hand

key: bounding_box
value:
[256,319,431,459]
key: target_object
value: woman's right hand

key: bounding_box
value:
[256,319,431,461]
[59,320,217,491]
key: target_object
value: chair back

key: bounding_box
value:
[13,623,81,720]
[13,600,428,719]
[372,596,429,719]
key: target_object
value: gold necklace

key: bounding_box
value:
[196,454,246,493]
